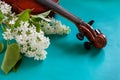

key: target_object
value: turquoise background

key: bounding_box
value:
[0,0,120,80]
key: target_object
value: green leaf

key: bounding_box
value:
[31,11,51,22]
[34,15,51,22]
[13,56,22,72]
[31,17,42,22]
[1,43,21,74]
[0,11,4,23]
[15,9,31,27]
[0,42,4,53]
[32,21,41,32]
[39,10,51,17]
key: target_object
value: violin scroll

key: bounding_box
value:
[76,21,107,49]
[93,30,107,49]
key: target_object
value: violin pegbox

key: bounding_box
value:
[76,20,107,49]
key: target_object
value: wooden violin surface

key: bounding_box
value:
[2,0,59,14]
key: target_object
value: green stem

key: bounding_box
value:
[0,23,6,32]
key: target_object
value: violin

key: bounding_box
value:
[3,0,107,49]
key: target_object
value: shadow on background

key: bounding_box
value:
[49,35,104,56]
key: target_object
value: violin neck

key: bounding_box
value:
[36,0,84,25]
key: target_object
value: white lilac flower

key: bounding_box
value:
[0,1,12,15]
[34,50,47,60]
[15,21,50,60]
[9,17,18,25]
[2,28,14,40]
[3,21,50,60]
[40,19,71,35]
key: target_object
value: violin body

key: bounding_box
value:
[2,0,59,14]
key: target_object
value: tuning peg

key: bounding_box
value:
[84,42,92,50]
[88,20,94,26]
[76,33,84,40]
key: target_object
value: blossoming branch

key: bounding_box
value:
[0,1,70,74]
